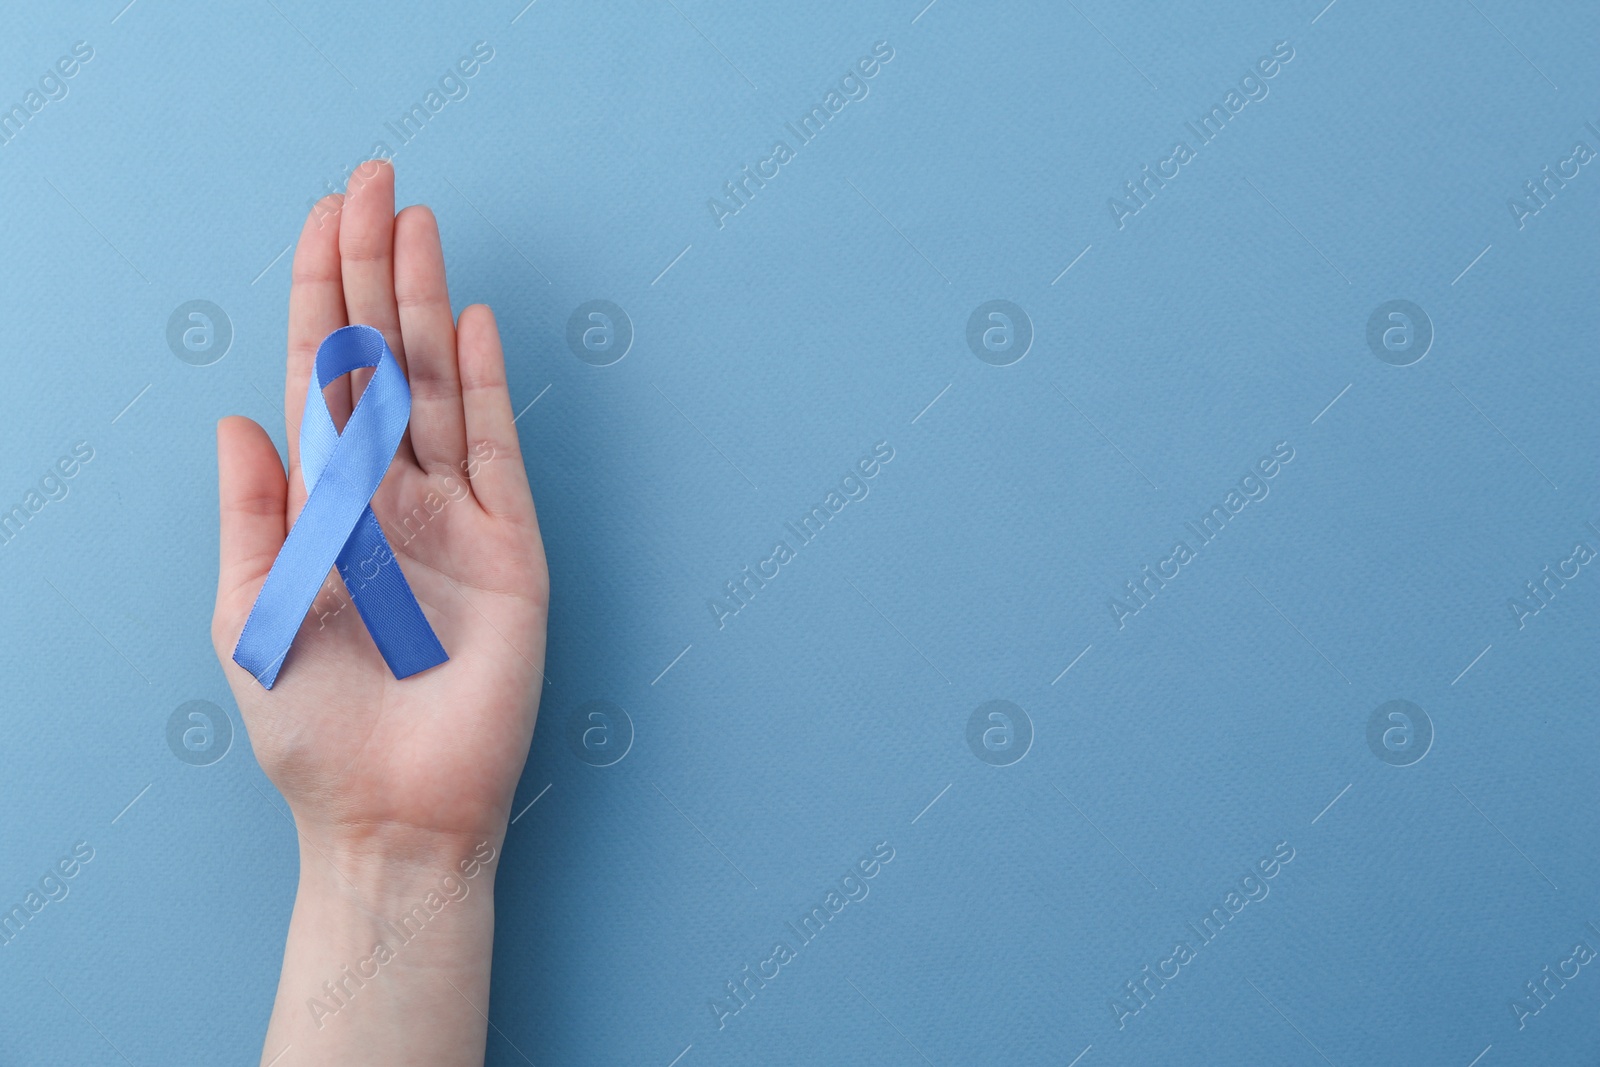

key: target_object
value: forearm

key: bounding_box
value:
[260,830,503,1066]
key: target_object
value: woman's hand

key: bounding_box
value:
[210,159,548,1065]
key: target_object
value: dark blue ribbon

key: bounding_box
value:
[233,325,447,689]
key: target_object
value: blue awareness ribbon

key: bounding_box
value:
[232,324,447,689]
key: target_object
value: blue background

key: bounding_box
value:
[2,1,1598,1064]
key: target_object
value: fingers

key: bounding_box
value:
[394,205,468,478]
[286,194,348,514]
[457,305,537,523]
[339,161,408,418]
[215,416,288,632]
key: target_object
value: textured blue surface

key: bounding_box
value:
[2,2,1599,1064]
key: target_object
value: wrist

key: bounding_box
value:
[266,771,515,874]
[294,828,503,918]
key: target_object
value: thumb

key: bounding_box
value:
[213,416,287,649]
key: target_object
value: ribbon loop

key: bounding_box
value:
[232,325,448,689]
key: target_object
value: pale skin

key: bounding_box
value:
[211,160,548,1066]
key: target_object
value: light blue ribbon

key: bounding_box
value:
[233,325,447,688]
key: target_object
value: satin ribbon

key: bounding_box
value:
[233,325,447,688]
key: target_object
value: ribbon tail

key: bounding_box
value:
[336,508,448,680]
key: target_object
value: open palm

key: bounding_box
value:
[210,161,548,851]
